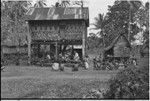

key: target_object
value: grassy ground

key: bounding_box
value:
[1,49,117,99]
[1,65,118,99]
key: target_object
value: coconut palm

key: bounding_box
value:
[34,0,47,8]
[91,13,107,47]
[60,0,70,7]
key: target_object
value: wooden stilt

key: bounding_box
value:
[27,22,31,65]
[49,44,51,55]
[82,22,86,60]
[55,42,58,61]
[37,44,40,57]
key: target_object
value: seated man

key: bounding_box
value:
[52,62,59,70]
[47,54,51,60]
[74,51,80,62]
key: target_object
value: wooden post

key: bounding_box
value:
[82,22,86,59]
[17,37,21,65]
[1,47,4,62]
[37,44,40,57]
[55,42,58,61]
[85,25,87,56]
[49,44,51,55]
[128,7,131,42]
[27,21,31,65]
[81,0,86,59]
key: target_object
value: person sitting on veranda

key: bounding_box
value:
[47,54,51,60]
[74,51,80,62]
[46,54,51,61]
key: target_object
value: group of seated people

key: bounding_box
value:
[47,50,80,61]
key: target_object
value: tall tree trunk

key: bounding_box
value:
[128,5,132,42]
[81,0,86,59]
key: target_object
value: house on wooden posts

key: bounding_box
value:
[103,34,131,59]
[26,7,89,64]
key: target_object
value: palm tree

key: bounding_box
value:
[91,13,107,47]
[60,0,70,7]
[34,0,47,8]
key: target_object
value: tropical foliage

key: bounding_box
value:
[93,0,143,47]
[33,0,47,8]
[133,2,149,42]
[91,14,107,47]
[1,1,28,45]
[104,62,149,99]
[1,1,29,64]
[87,33,103,50]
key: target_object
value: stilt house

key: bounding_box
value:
[26,7,89,63]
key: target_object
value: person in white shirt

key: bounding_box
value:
[74,51,80,62]
[47,54,51,60]
[84,55,89,69]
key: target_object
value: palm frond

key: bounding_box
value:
[34,0,47,8]
[93,13,106,30]
[60,0,70,7]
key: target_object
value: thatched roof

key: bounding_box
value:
[104,34,131,52]
[26,7,89,26]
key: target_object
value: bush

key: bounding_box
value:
[3,53,28,65]
[82,88,105,99]
[104,65,149,99]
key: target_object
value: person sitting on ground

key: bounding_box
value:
[52,61,59,71]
